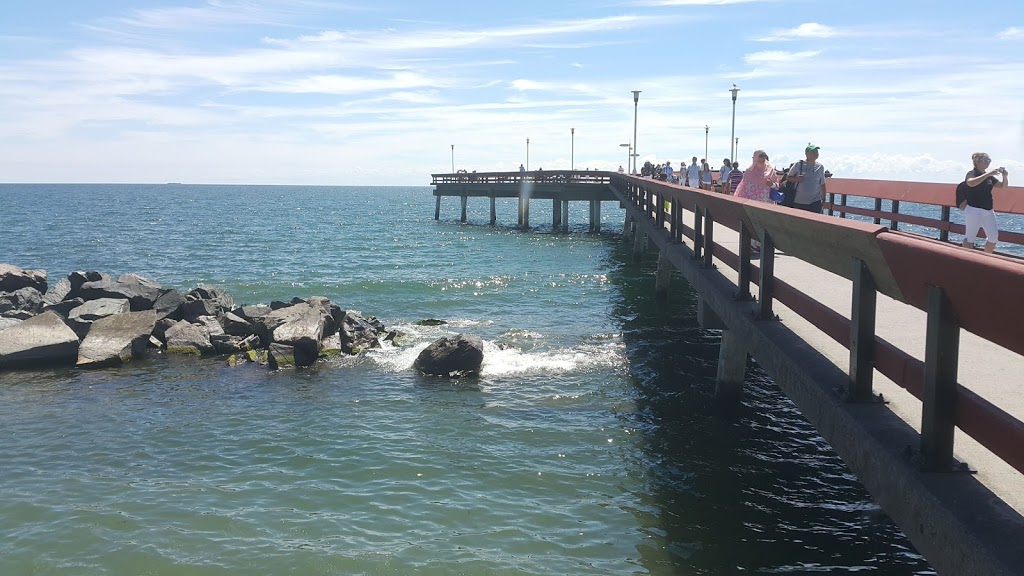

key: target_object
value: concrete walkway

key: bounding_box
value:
[678,205,1024,515]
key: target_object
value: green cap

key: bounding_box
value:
[805,143,820,152]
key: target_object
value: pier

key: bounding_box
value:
[432,170,1024,576]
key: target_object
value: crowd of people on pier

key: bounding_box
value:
[632,143,1011,252]
[638,143,830,214]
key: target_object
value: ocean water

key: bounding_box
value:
[0,184,934,575]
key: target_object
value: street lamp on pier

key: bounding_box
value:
[729,85,740,162]
[526,138,530,172]
[619,142,631,172]
[631,90,641,174]
[571,127,575,171]
[450,144,454,173]
[704,125,709,164]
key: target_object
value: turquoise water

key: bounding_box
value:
[0,185,933,574]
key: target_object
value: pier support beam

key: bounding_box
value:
[552,199,561,230]
[715,329,747,409]
[654,249,673,300]
[623,213,634,241]
[632,229,645,262]
[518,197,530,228]
[590,200,601,232]
[489,197,496,225]
[696,297,724,330]
[460,196,468,223]
[848,258,877,402]
[435,195,441,220]
[561,200,569,233]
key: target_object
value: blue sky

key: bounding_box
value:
[1,0,1021,185]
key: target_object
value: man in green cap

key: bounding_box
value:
[786,143,828,213]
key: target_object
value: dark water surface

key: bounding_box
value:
[0,184,934,574]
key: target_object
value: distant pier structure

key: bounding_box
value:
[431,170,616,231]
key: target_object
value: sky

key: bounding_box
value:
[1,0,1022,185]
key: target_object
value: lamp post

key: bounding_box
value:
[735,137,739,160]
[450,144,454,173]
[571,127,575,171]
[704,125,709,164]
[620,142,631,172]
[526,137,530,172]
[631,90,641,174]
[729,84,740,162]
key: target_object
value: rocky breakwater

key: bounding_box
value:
[0,264,395,370]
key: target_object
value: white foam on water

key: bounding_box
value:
[363,334,625,377]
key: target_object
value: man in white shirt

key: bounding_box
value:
[687,157,700,188]
[719,158,732,192]
[663,162,675,183]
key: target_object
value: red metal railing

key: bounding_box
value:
[611,172,1024,475]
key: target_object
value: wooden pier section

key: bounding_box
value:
[432,170,1024,576]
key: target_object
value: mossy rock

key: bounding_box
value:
[319,349,344,358]
[415,319,447,326]
[166,345,201,356]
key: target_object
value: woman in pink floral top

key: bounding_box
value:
[733,150,779,203]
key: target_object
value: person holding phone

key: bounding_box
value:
[962,152,1009,253]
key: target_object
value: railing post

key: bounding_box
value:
[737,222,752,300]
[758,231,775,320]
[939,206,951,242]
[827,192,835,216]
[702,207,714,269]
[890,200,900,230]
[873,198,882,225]
[671,198,681,243]
[839,194,848,218]
[848,258,877,402]
[693,204,704,261]
[656,192,665,229]
[921,286,959,472]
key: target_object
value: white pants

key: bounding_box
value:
[964,206,998,243]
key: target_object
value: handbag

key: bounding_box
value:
[769,184,785,203]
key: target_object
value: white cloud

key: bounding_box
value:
[757,23,838,42]
[743,50,820,66]
[997,26,1024,40]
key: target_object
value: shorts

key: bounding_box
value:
[964,206,998,243]
[793,200,822,213]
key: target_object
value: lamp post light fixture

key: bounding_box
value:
[526,137,530,172]
[450,144,455,173]
[619,142,631,173]
[729,84,740,162]
[704,125,709,164]
[571,127,575,171]
[631,90,641,174]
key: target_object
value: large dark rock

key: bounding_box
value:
[43,297,84,318]
[338,311,386,354]
[67,298,131,338]
[254,303,327,363]
[0,287,44,319]
[266,342,318,369]
[79,274,163,311]
[77,310,157,368]
[187,285,234,313]
[413,334,484,377]
[222,311,254,337]
[0,264,47,294]
[67,271,107,299]
[163,320,215,355]
[153,289,186,320]
[42,277,72,307]
[0,311,79,369]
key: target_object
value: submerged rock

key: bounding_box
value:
[413,334,484,378]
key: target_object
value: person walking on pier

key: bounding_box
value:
[700,159,713,190]
[786,143,828,213]
[732,150,780,203]
[663,161,675,183]
[962,152,1009,253]
[720,158,732,192]
[687,157,700,188]
[726,160,743,194]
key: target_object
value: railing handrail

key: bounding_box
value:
[827,177,1024,215]
[611,173,1024,475]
